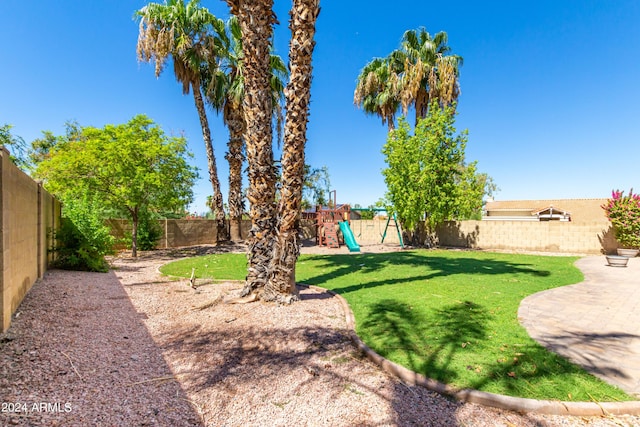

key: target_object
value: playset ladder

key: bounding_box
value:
[323,223,340,248]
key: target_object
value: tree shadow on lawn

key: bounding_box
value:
[298,251,551,295]
[360,299,630,401]
[362,299,491,385]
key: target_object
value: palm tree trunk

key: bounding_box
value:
[225,104,245,242]
[228,0,278,297]
[192,82,229,242]
[264,0,320,303]
[387,119,395,132]
[415,87,429,126]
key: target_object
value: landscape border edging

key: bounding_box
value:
[301,284,640,417]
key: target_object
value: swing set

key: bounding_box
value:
[350,208,405,249]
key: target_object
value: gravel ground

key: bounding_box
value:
[1,243,639,426]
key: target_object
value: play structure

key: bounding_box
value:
[311,192,405,251]
[314,203,360,252]
[313,191,360,252]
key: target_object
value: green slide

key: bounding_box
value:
[338,221,360,252]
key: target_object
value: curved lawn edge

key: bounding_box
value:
[299,283,640,416]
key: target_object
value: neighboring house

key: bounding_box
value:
[483,198,608,223]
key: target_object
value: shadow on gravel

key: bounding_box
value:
[155,323,468,426]
[0,270,203,427]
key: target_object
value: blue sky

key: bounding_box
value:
[2,1,639,214]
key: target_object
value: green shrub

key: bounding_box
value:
[129,211,162,251]
[50,195,115,272]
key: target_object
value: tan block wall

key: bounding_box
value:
[1,147,60,332]
[107,217,614,255]
[348,219,401,245]
[436,219,615,255]
[165,219,217,247]
[107,218,221,249]
[108,218,316,249]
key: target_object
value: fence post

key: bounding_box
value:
[164,218,168,249]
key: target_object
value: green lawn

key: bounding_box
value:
[159,249,634,402]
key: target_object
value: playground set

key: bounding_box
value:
[311,192,404,251]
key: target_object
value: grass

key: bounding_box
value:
[159,249,634,402]
[160,252,248,281]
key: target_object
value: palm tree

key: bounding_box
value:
[226,0,279,296]
[265,0,321,303]
[354,27,462,128]
[204,16,287,243]
[353,57,401,131]
[393,28,462,124]
[136,0,229,241]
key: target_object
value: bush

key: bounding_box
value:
[602,188,640,248]
[127,211,162,251]
[50,195,115,272]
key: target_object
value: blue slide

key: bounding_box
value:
[338,221,360,252]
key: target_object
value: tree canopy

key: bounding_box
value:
[302,164,331,210]
[354,27,462,130]
[0,124,28,170]
[382,103,493,240]
[35,114,198,257]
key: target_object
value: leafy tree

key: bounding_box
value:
[126,209,163,251]
[36,115,198,257]
[136,0,229,240]
[28,121,82,170]
[302,165,331,210]
[382,103,491,244]
[51,193,115,272]
[602,189,640,248]
[353,204,376,220]
[0,124,28,170]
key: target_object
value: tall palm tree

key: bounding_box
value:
[204,16,287,243]
[353,57,401,131]
[136,0,229,240]
[393,28,462,124]
[265,0,321,303]
[354,27,462,128]
[226,0,279,296]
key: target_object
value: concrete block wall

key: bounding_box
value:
[436,220,615,255]
[109,218,316,249]
[108,218,220,249]
[349,219,401,245]
[106,216,615,255]
[1,147,60,332]
[165,219,217,247]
